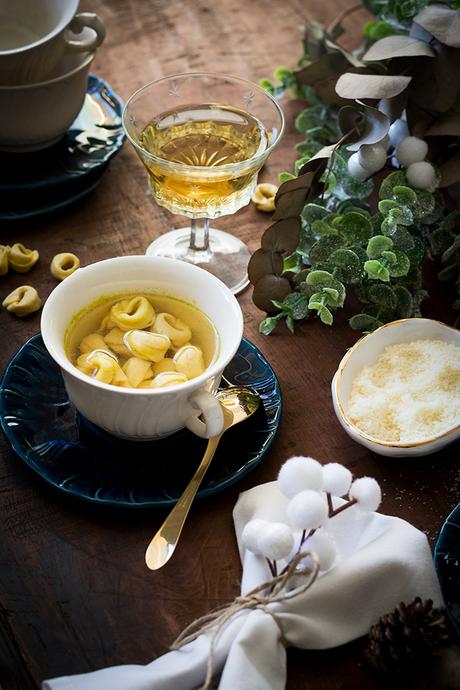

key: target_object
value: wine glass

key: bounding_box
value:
[122,73,284,294]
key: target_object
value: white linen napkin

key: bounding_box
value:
[43,480,442,690]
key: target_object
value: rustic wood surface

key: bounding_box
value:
[0,1,458,688]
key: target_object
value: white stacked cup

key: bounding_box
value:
[0,0,106,151]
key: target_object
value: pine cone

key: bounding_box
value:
[365,597,453,677]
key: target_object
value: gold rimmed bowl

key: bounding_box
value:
[331,318,460,457]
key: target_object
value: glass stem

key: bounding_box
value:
[189,218,210,252]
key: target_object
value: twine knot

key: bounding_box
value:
[170,550,320,690]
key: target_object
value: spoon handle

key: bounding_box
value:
[145,434,222,570]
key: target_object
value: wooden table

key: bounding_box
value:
[0,1,458,688]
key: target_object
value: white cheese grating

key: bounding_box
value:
[347,339,460,443]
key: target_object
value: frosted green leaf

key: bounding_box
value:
[381,250,397,264]
[323,287,341,305]
[394,285,413,317]
[388,250,411,277]
[389,205,414,226]
[259,315,282,335]
[286,315,295,333]
[302,203,329,224]
[279,172,296,184]
[438,264,457,281]
[405,236,425,266]
[280,292,310,320]
[329,248,362,282]
[392,185,417,208]
[368,283,397,309]
[379,171,407,200]
[336,199,371,215]
[381,215,398,237]
[364,259,390,282]
[429,227,456,256]
[312,219,338,238]
[349,313,382,331]
[411,189,435,220]
[309,236,344,263]
[378,199,399,214]
[349,245,368,262]
[319,305,333,325]
[337,212,373,244]
[367,235,393,259]
[306,271,336,287]
[392,227,415,251]
[331,153,374,200]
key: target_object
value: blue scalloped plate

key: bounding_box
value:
[434,504,460,634]
[0,334,282,508]
[0,75,125,221]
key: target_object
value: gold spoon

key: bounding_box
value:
[145,386,261,570]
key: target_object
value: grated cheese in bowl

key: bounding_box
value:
[348,339,460,443]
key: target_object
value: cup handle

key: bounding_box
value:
[65,13,106,53]
[185,390,224,439]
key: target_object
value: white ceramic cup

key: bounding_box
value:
[0,51,95,152]
[41,256,244,441]
[0,0,105,85]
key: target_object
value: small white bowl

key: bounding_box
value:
[331,318,460,457]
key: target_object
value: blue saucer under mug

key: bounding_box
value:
[0,335,282,508]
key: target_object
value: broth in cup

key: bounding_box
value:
[65,293,218,390]
[41,256,243,440]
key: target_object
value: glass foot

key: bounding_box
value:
[145,227,251,295]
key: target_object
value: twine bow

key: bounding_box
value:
[171,550,320,690]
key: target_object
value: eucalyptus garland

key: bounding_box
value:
[250,0,460,334]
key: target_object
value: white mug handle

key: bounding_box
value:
[65,13,106,53]
[185,390,224,439]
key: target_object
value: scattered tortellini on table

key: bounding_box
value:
[0,242,39,275]
[74,295,206,390]
[251,182,278,212]
[50,252,80,281]
[2,285,41,316]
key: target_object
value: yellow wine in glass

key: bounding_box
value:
[123,74,284,294]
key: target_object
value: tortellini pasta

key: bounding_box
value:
[77,349,128,386]
[51,252,80,281]
[124,329,170,362]
[8,243,39,273]
[79,333,107,353]
[2,285,41,316]
[0,245,10,276]
[153,313,191,347]
[110,296,155,331]
[72,295,208,390]
[173,345,205,379]
[251,183,278,213]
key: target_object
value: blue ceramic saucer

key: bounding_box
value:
[0,334,282,508]
[0,75,125,221]
[434,504,460,634]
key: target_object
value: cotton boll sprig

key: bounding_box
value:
[243,457,382,579]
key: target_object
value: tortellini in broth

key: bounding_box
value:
[67,293,216,390]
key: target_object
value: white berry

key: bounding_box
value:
[406,161,437,191]
[347,153,369,181]
[287,490,328,530]
[322,463,352,497]
[242,519,269,554]
[358,144,387,174]
[396,136,428,168]
[349,477,382,512]
[303,531,337,571]
[388,118,409,149]
[277,456,323,497]
[257,522,294,560]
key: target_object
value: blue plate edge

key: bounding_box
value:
[0,334,282,509]
[434,502,460,634]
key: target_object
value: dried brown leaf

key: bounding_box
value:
[425,112,460,137]
[407,45,460,114]
[247,248,283,284]
[261,218,301,255]
[335,72,412,99]
[414,5,460,49]
[363,36,435,61]
[339,104,390,151]
[439,150,460,188]
[295,52,350,87]
[272,189,310,220]
[252,274,292,313]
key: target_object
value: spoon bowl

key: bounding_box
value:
[145,386,260,570]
